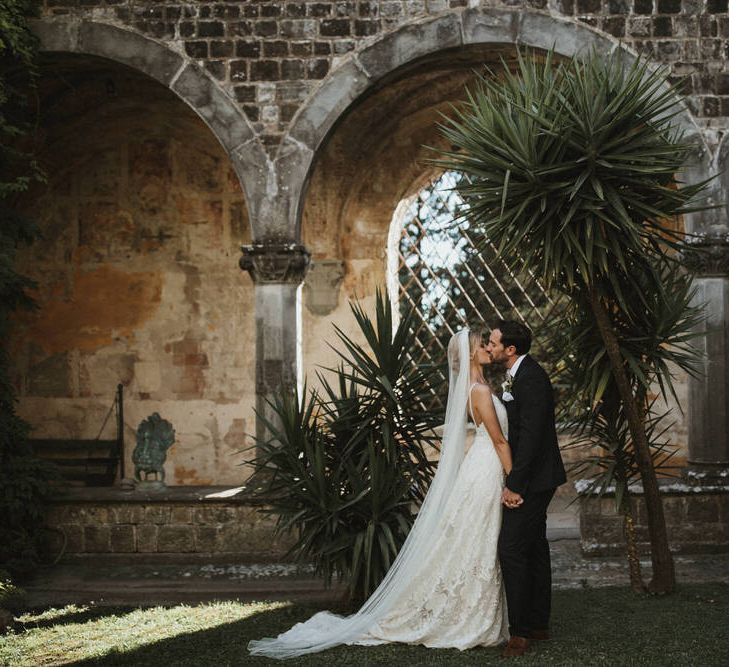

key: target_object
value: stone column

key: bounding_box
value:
[240,243,311,443]
[682,235,729,482]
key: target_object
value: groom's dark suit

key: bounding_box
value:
[499,355,566,638]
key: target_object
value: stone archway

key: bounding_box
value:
[285,7,710,243]
[290,7,718,474]
[31,17,269,240]
[30,17,289,448]
[11,48,259,485]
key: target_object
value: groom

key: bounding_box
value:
[486,320,566,658]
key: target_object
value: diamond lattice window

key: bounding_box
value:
[392,171,559,409]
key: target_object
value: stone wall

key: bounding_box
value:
[38,0,729,147]
[579,483,729,555]
[11,56,256,485]
[15,1,724,487]
[43,488,294,561]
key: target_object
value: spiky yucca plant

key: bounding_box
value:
[436,49,710,593]
[245,290,440,601]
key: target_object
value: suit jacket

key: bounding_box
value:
[504,355,566,496]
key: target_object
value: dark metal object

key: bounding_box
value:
[29,385,125,487]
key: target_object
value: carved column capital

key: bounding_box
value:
[681,234,729,277]
[239,243,311,284]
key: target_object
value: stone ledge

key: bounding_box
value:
[577,481,729,556]
[44,485,295,560]
[575,476,729,496]
[48,485,268,505]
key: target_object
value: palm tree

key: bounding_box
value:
[435,50,710,593]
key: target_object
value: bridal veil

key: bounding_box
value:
[248,329,473,659]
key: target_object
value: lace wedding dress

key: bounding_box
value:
[354,398,508,649]
[248,330,508,659]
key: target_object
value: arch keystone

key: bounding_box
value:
[461,7,518,46]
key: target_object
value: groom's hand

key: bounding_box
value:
[502,487,523,509]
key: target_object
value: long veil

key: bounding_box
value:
[248,329,473,659]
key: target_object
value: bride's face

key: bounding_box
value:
[471,336,491,366]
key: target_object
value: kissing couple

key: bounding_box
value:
[249,320,567,659]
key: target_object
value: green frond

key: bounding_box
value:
[244,290,439,600]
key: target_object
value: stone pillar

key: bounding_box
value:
[240,243,311,442]
[682,235,729,482]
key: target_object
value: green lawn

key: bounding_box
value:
[2,584,728,666]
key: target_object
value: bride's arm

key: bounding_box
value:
[472,386,513,474]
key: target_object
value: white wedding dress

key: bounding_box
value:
[249,330,508,658]
[354,398,508,649]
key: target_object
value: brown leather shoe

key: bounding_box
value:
[501,636,530,657]
[529,629,550,641]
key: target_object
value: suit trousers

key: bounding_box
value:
[498,488,555,637]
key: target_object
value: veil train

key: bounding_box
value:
[248,329,473,659]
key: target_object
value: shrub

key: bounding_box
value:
[246,290,441,601]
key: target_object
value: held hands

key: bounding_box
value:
[502,487,523,509]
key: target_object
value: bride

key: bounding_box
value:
[249,328,513,658]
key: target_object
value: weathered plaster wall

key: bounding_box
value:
[300,56,482,382]
[11,56,256,485]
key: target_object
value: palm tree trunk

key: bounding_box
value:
[623,501,646,593]
[589,287,675,593]
[615,452,646,593]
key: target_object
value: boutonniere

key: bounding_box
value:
[501,374,514,402]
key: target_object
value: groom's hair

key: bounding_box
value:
[494,319,532,355]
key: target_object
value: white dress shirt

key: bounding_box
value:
[508,354,527,378]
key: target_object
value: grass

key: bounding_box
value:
[1,584,728,666]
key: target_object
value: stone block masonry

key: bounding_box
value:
[42,487,296,561]
[578,481,729,556]
[39,0,729,147]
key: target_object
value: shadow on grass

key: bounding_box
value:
[66,602,509,667]
[69,603,327,667]
[13,584,729,667]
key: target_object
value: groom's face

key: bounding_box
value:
[486,329,513,366]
